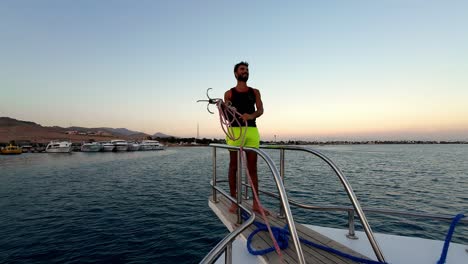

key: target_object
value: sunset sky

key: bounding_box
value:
[1,1,467,141]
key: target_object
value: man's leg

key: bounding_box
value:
[246,150,258,197]
[246,151,269,215]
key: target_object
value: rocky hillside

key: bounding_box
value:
[0,117,152,144]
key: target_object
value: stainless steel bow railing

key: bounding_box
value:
[258,145,468,240]
[261,145,468,256]
[259,145,386,262]
[203,144,467,263]
[202,144,307,264]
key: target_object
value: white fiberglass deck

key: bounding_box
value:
[210,195,371,264]
[306,225,468,264]
[210,195,468,264]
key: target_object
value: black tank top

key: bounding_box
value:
[229,87,257,127]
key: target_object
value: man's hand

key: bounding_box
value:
[241,113,253,121]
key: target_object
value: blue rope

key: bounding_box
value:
[437,213,465,264]
[298,236,386,264]
[243,212,387,264]
[246,224,289,255]
[243,211,287,255]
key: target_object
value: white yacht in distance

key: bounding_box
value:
[45,141,72,153]
[127,142,141,151]
[80,142,102,152]
[100,142,115,152]
[140,140,165,151]
[111,139,128,151]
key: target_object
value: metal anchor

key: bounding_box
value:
[197,88,222,114]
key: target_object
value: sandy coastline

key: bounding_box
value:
[0,126,143,144]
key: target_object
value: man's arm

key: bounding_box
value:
[252,89,263,118]
[241,89,263,121]
[224,90,232,105]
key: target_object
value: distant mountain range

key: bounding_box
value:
[67,126,146,137]
[0,117,41,127]
[153,132,173,138]
[0,117,174,142]
[101,127,143,136]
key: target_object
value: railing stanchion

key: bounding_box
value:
[278,148,286,218]
[212,147,218,202]
[236,150,243,223]
[225,243,232,264]
[347,209,358,239]
[244,158,250,200]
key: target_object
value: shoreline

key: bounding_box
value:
[2,140,466,149]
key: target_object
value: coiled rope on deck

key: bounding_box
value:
[241,212,387,264]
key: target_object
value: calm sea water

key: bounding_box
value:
[1,145,467,263]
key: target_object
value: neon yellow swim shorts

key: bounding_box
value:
[226,127,260,148]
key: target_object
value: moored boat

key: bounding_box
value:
[100,142,115,152]
[111,139,128,151]
[33,144,46,153]
[45,141,72,153]
[80,142,102,152]
[1,144,22,155]
[140,140,165,151]
[21,145,33,153]
[127,142,141,151]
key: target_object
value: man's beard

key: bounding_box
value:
[236,74,249,82]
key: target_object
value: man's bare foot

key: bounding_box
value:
[252,205,270,216]
[229,203,238,213]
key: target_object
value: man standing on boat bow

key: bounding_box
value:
[224,61,266,214]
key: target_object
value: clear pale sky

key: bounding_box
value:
[1,1,467,141]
